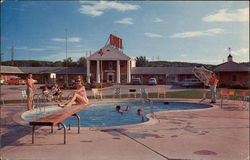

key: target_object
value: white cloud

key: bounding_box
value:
[51,37,81,43]
[115,18,133,24]
[180,54,188,57]
[153,18,164,23]
[15,46,46,51]
[231,48,249,62]
[144,32,163,38]
[79,1,140,16]
[203,8,249,22]
[170,28,225,38]
[43,51,84,61]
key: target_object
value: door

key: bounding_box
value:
[107,73,115,83]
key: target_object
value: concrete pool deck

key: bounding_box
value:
[1,98,249,160]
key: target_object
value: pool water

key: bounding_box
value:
[22,101,211,127]
[62,101,211,127]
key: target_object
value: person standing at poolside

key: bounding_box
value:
[209,72,218,103]
[26,73,37,110]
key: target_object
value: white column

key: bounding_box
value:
[127,60,131,83]
[87,60,90,83]
[116,60,120,83]
[96,60,100,83]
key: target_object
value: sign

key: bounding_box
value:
[110,34,122,49]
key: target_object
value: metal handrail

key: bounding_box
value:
[142,98,155,119]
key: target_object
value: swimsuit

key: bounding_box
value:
[26,88,34,95]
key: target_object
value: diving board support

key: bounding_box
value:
[59,122,66,144]
[72,113,80,134]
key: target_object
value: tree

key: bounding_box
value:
[63,57,73,67]
[77,56,87,67]
[135,56,148,67]
[52,61,63,67]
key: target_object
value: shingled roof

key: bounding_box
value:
[19,67,86,74]
[87,45,131,61]
[1,66,86,74]
[0,66,24,74]
[131,67,194,75]
[213,61,249,72]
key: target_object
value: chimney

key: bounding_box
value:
[227,54,233,62]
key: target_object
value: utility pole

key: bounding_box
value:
[0,52,3,66]
[65,29,68,87]
[11,46,14,66]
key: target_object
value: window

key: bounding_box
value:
[232,74,237,82]
[108,62,113,70]
[120,61,124,68]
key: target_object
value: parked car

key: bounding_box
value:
[148,78,157,85]
[131,78,142,85]
[181,79,203,88]
[6,77,26,85]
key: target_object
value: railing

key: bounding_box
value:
[142,98,155,119]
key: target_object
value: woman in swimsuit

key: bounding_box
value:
[58,78,89,108]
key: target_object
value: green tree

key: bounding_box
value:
[63,57,73,67]
[52,61,63,67]
[77,56,87,67]
[135,56,148,67]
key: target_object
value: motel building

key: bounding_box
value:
[86,34,196,85]
[86,44,135,84]
[1,34,249,88]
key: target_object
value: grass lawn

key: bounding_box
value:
[1,89,249,104]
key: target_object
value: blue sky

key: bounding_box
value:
[1,1,249,64]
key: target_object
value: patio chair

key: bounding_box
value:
[128,88,137,98]
[157,88,165,98]
[140,88,148,98]
[241,91,249,110]
[113,88,121,99]
[92,88,102,99]
[220,90,235,108]
[21,90,27,103]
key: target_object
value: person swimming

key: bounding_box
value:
[125,105,130,111]
[137,109,144,115]
[116,105,123,113]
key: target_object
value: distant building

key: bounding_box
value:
[131,67,195,84]
[86,45,135,84]
[214,54,249,88]
[0,66,86,84]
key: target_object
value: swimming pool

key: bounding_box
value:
[22,101,212,127]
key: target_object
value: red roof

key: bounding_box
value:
[213,61,249,72]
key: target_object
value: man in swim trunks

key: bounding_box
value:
[26,73,37,110]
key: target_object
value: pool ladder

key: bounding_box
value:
[32,93,48,112]
[141,98,155,119]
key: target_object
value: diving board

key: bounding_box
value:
[29,103,91,144]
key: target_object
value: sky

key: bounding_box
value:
[1,1,249,65]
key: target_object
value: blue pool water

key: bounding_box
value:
[22,101,211,127]
[62,101,211,127]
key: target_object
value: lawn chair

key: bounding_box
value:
[220,90,235,108]
[21,90,27,103]
[113,88,121,99]
[92,88,102,99]
[140,88,148,98]
[157,88,165,98]
[128,88,137,98]
[241,91,249,110]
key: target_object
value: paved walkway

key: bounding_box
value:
[1,99,249,160]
